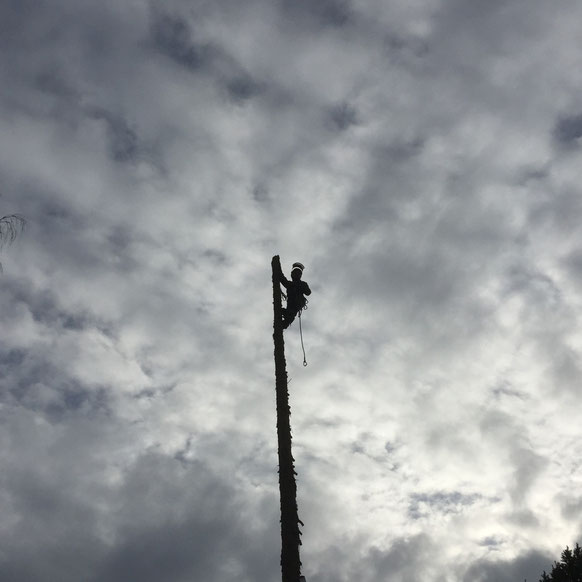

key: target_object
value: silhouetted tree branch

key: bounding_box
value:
[0,214,26,271]
[539,543,582,582]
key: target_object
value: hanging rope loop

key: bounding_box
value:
[281,286,309,366]
[298,307,307,367]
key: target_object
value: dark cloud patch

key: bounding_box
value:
[12,183,143,278]
[3,278,91,332]
[107,121,139,163]
[0,444,109,582]
[384,34,430,60]
[382,137,425,163]
[330,135,425,231]
[61,385,108,413]
[150,10,265,107]
[34,67,78,102]
[0,0,42,50]
[225,75,264,104]
[2,352,111,422]
[104,225,143,274]
[94,513,278,582]
[364,534,437,582]
[507,508,540,528]
[0,444,279,582]
[563,249,582,287]
[86,106,140,163]
[91,453,279,582]
[280,0,354,28]
[252,183,270,203]
[528,189,582,234]
[326,102,358,131]
[310,534,437,582]
[202,248,228,265]
[515,164,550,185]
[463,549,552,582]
[0,283,115,423]
[478,536,504,548]
[502,265,561,309]
[553,113,582,148]
[509,447,547,509]
[0,348,26,368]
[491,380,528,400]
[95,520,226,582]
[560,495,582,521]
[408,491,483,519]
[384,441,396,454]
[150,12,213,72]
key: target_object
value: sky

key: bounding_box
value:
[1,0,582,581]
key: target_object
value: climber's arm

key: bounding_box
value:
[279,271,290,289]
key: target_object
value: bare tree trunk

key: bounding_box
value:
[272,255,302,582]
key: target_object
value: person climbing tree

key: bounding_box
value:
[272,255,305,581]
[279,261,311,330]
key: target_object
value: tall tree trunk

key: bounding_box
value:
[272,255,302,582]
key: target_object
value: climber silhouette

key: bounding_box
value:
[279,262,311,329]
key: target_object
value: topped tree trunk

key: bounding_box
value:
[272,255,302,582]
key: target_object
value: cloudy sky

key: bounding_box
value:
[1,0,582,580]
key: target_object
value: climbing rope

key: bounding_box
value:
[298,300,308,367]
[280,288,309,366]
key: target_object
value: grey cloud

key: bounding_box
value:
[0,0,49,54]
[462,549,552,582]
[408,491,484,519]
[91,453,280,582]
[150,10,266,106]
[563,248,582,287]
[515,164,550,185]
[150,12,213,72]
[309,534,438,582]
[3,278,92,331]
[502,265,561,309]
[225,75,264,104]
[34,68,77,101]
[326,102,359,131]
[553,113,582,147]
[0,342,112,422]
[432,0,554,60]
[382,137,425,163]
[491,381,528,400]
[559,494,582,521]
[252,183,270,203]
[0,415,111,582]
[384,34,430,60]
[507,509,540,528]
[3,1,582,581]
[528,187,582,235]
[280,0,354,28]
[0,449,280,582]
[479,410,548,514]
[85,106,140,163]
[364,534,439,582]
[478,536,504,548]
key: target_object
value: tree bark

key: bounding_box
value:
[272,255,302,582]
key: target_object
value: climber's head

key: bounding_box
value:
[291,262,304,281]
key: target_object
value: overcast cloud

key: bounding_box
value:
[1,0,582,581]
